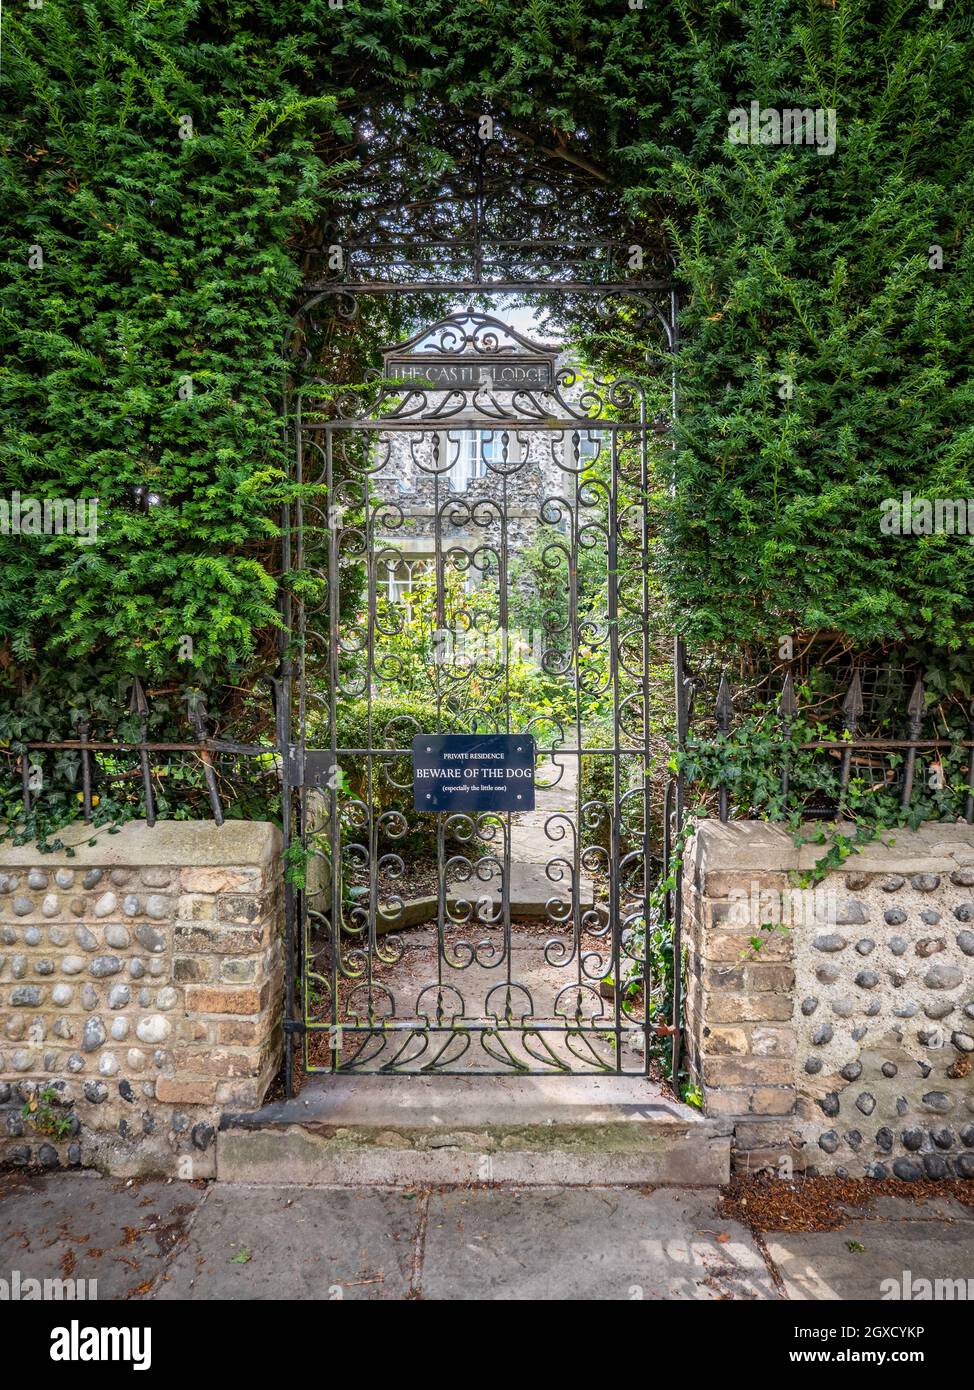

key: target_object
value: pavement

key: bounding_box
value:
[2,1171,972,1300]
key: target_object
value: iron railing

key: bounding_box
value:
[11,677,279,829]
[679,651,974,825]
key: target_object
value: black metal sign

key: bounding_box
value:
[412,733,536,812]
[385,356,554,389]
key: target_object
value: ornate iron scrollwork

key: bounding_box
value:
[286,309,668,1075]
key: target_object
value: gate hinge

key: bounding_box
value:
[284,748,335,789]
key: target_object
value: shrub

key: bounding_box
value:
[5,0,972,837]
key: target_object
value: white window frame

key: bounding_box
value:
[385,558,429,602]
[449,429,494,491]
[577,429,607,464]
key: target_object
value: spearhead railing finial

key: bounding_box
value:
[777,670,798,808]
[714,671,733,822]
[778,670,798,722]
[129,677,149,719]
[129,678,155,827]
[901,676,927,808]
[186,688,224,825]
[715,671,733,732]
[966,699,974,825]
[907,676,926,726]
[841,669,864,729]
[839,669,864,799]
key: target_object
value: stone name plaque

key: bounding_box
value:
[385,357,554,389]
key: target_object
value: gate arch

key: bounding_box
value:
[278,117,682,1087]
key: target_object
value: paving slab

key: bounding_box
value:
[766,1210,974,1301]
[0,1171,204,1300]
[153,1185,421,1300]
[5,1172,972,1302]
[420,1186,777,1300]
[839,1193,974,1224]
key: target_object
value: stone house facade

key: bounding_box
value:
[371,352,604,603]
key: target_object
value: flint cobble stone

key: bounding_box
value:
[685,823,974,1181]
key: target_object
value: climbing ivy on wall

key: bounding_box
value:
[2,0,973,820]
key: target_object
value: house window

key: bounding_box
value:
[549,429,607,472]
[449,429,494,491]
[383,559,429,602]
[577,429,607,464]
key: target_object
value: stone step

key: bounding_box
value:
[217,1075,731,1187]
[363,865,597,933]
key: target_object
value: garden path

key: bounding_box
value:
[471,752,596,911]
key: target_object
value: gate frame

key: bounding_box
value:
[279,281,684,1095]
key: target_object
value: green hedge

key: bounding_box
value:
[1,4,350,692]
[4,0,972,828]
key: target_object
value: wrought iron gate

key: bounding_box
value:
[282,311,682,1077]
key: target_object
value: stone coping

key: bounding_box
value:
[0,818,281,868]
[688,820,974,879]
